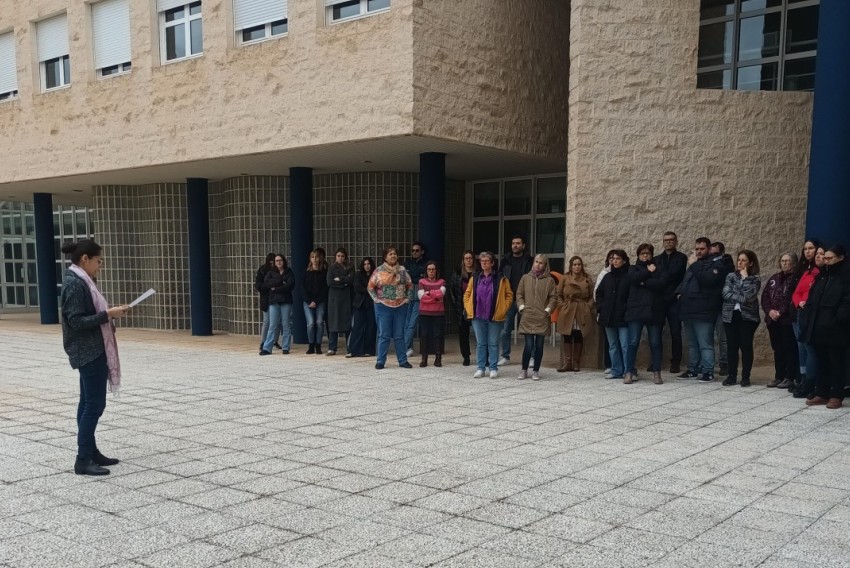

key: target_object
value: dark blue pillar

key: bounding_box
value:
[290,167,313,345]
[33,193,58,324]
[186,178,212,336]
[805,0,850,246]
[419,152,446,268]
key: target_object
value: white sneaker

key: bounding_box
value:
[531,372,541,381]
[326,350,336,356]
[497,357,509,366]
[603,372,616,379]
[602,368,612,375]
[489,370,499,379]
[406,348,414,357]
[473,369,484,378]
[517,370,527,380]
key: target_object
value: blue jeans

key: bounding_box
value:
[500,301,520,359]
[259,310,281,348]
[77,353,108,460]
[685,318,716,374]
[472,319,505,372]
[604,326,630,377]
[793,318,807,373]
[522,334,545,372]
[376,303,409,366]
[303,301,326,346]
[626,321,662,373]
[404,300,419,350]
[263,303,292,352]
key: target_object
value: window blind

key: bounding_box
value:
[92,0,131,70]
[234,0,287,31]
[0,32,17,95]
[325,0,357,6]
[37,14,69,62]
[157,0,189,12]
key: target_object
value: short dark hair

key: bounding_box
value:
[61,239,102,265]
[827,244,847,258]
[695,237,711,249]
[412,241,425,252]
[382,246,398,262]
[510,234,526,245]
[663,231,678,239]
[610,249,629,264]
[711,241,726,254]
[335,247,348,260]
[425,261,440,278]
[636,243,654,257]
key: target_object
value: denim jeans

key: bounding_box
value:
[626,321,662,373]
[77,352,108,460]
[522,334,545,372]
[259,310,281,348]
[376,303,409,366]
[684,318,716,374]
[263,303,292,352]
[404,300,419,350]
[604,326,630,377]
[715,312,728,368]
[303,301,326,346]
[792,318,807,374]
[472,319,504,372]
[500,301,520,359]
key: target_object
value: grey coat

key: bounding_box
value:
[60,271,109,369]
[721,272,762,324]
[327,262,354,332]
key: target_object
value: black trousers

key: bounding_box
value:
[660,299,683,364]
[419,315,445,356]
[723,311,758,379]
[813,344,849,400]
[767,324,799,381]
[77,353,108,460]
[458,318,471,361]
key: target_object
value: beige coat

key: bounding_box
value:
[516,273,557,335]
[556,273,594,335]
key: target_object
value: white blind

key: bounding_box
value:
[234,0,287,31]
[0,32,17,95]
[325,0,356,6]
[92,0,131,70]
[157,0,189,12]
[37,14,69,62]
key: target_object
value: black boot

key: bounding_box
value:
[307,343,315,354]
[434,354,442,368]
[722,376,737,386]
[74,457,110,476]
[93,449,119,466]
[315,343,323,354]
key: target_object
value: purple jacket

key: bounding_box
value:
[761,271,795,325]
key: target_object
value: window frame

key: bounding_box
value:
[92,0,133,79]
[0,31,17,101]
[239,18,288,45]
[41,54,71,92]
[159,1,204,64]
[326,0,391,26]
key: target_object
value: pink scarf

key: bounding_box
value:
[69,265,121,394]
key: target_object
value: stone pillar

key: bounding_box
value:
[33,193,58,324]
[805,0,850,246]
[419,153,446,268]
[186,178,212,336]
[290,167,313,345]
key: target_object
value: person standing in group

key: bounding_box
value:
[653,232,687,373]
[498,235,533,367]
[369,246,414,370]
[625,244,666,384]
[303,248,328,354]
[255,253,281,351]
[596,249,631,381]
[403,241,427,357]
[326,248,354,356]
[464,251,513,379]
[516,254,557,380]
[595,250,616,374]
[417,261,447,367]
[804,245,850,409]
[60,240,130,476]
[261,254,295,355]
[348,257,376,358]
[720,250,762,387]
[762,252,800,389]
[677,237,726,382]
[556,255,595,372]
[792,242,825,398]
[450,250,476,366]
[710,242,735,376]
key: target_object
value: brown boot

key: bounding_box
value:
[434,354,442,367]
[557,341,572,372]
[571,341,582,372]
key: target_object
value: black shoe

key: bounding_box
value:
[307,344,315,354]
[274,342,283,350]
[678,370,699,379]
[259,350,271,356]
[375,363,385,370]
[462,358,470,367]
[740,378,751,387]
[792,389,811,398]
[281,350,289,355]
[722,377,737,386]
[93,450,119,467]
[670,362,681,374]
[315,346,323,355]
[718,365,728,377]
[400,362,413,369]
[74,458,110,476]
[698,373,715,382]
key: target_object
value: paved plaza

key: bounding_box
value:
[1,319,849,568]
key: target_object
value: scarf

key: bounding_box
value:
[531,267,547,279]
[69,264,122,394]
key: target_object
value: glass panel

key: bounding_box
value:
[3,242,11,257]
[53,212,60,235]
[270,19,288,35]
[12,214,22,235]
[4,263,12,283]
[698,21,734,67]
[15,286,25,306]
[26,243,36,260]
[165,6,185,22]
[785,6,819,55]
[44,58,61,89]
[368,0,390,11]
[12,243,22,259]
[333,0,361,20]
[190,18,203,54]
[5,287,14,305]
[473,182,500,217]
[63,212,74,236]
[697,69,733,89]
[740,0,782,12]
[11,262,24,283]
[29,286,38,307]
[536,217,565,255]
[473,221,499,255]
[63,56,70,85]
[24,213,34,235]
[783,57,816,91]
[189,2,202,15]
[2,215,11,235]
[504,179,532,216]
[503,219,531,255]
[537,177,566,214]
[166,23,186,60]
[26,263,37,284]
[738,12,781,61]
[75,213,87,237]
[737,61,779,91]
[700,0,735,20]
[242,26,265,42]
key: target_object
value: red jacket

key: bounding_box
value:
[418,278,446,315]
[792,266,819,309]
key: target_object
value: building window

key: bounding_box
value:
[697,0,819,92]
[326,0,390,25]
[92,0,132,78]
[234,0,288,44]
[159,1,203,63]
[0,31,17,101]
[37,14,70,92]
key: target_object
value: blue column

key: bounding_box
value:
[290,167,313,345]
[419,152,446,268]
[33,193,58,324]
[186,178,212,336]
[805,0,850,246]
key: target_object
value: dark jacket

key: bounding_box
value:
[595,263,630,327]
[721,272,762,324]
[678,255,728,322]
[327,262,355,332]
[450,268,475,321]
[353,269,374,310]
[761,271,796,326]
[803,260,850,346]
[404,257,428,289]
[255,263,272,312]
[624,261,666,325]
[61,271,109,370]
[500,253,533,293]
[653,250,687,303]
[303,269,329,305]
[264,268,295,305]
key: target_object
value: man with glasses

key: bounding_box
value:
[403,241,427,357]
[653,231,687,373]
[498,235,533,367]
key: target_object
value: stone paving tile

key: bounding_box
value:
[135,541,240,568]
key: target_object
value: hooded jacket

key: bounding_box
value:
[595,263,630,327]
[761,270,796,326]
[802,259,850,346]
[516,271,558,335]
[624,260,666,325]
[678,255,728,322]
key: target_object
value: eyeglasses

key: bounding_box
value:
[412,248,422,253]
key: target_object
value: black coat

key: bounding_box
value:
[60,271,109,370]
[678,255,728,322]
[264,268,295,305]
[255,263,271,312]
[303,269,329,305]
[595,264,630,327]
[450,269,474,321]
[327,262,354,332]
[353,270,374,310]
[624,261,666,325]
[802,260,850,346]
[653,250,687,303]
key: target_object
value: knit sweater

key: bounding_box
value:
[368,263,414,308]
[721,272,762,324]
[417,278,446,315]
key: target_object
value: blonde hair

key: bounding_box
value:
[533,254,550,271]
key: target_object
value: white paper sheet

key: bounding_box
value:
[129,288,156,307]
